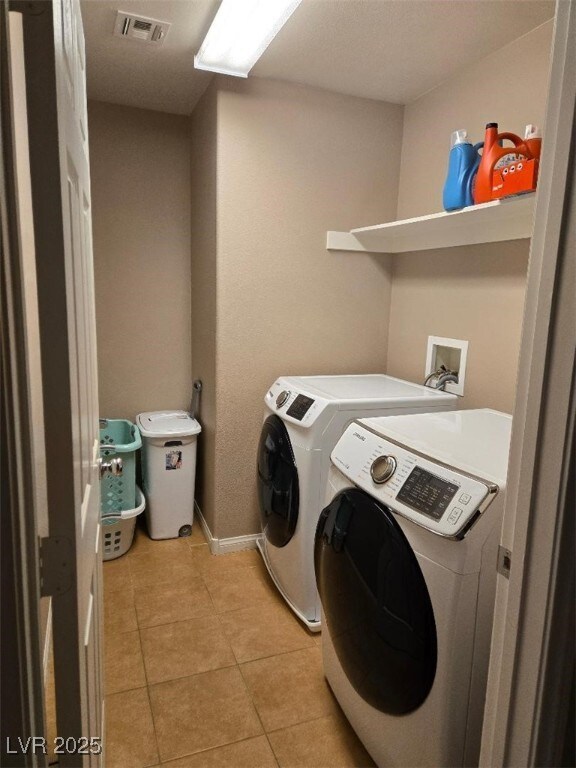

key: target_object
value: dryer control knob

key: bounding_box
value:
[370,455,397,484]
[276,390,290,408]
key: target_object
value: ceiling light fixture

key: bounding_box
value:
[194,0,302,78]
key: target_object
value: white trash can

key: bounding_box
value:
[136,410,201,539]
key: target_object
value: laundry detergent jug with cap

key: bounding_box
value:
[442,129,483,211]
[474,122,539,204]
[491,124,542,200]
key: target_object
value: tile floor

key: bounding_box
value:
[103,521,375,768]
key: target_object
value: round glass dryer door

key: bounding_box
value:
[315,488,437,715]
[257,415,299,548]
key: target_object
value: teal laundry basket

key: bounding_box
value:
[100,419,144,560]
[99,419,141,514]
[101,486,145,560]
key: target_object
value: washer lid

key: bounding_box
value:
[359,409,511,486]
[280,374,456,405]
[136,410,201,438]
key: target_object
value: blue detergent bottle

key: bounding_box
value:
[442,129,483,211]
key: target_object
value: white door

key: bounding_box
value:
[12,1,104,764]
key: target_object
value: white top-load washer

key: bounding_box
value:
[315,409,512,767]
[256,374,457,631]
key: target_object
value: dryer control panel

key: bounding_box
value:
[331,423,498,538]
[265,379,329,428]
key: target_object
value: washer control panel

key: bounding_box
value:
[396,466,459,521]
[265,379,328,427]
[331,423,497,538]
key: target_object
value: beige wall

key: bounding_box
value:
[191,77,404,539]
[89,100,191,419]
[387,241,529,412]
[190,86,218,533]
[386,21,553,413]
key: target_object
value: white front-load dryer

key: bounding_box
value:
[256,374,457,631]
[315,409,512,767]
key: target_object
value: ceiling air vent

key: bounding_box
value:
[113,11,171,45]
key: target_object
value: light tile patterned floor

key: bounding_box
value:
[103,522,375,768]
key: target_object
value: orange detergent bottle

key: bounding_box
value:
[474,122,539,204]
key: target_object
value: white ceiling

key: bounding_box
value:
[82,0,554,116]
[81,0,219,115]
[254,0,555,104]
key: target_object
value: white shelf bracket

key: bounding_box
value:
[326,231,369,252]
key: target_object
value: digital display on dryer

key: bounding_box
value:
[397,466,459,520]
[286,394,315,421]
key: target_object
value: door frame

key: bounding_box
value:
[480,1,576,765]
[1,3,46,765]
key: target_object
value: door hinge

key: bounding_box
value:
[39,536,73,596]
[497,545,512,579]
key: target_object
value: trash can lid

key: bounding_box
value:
[136,411,201,438]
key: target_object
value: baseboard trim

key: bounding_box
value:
[214,532,259,555]
[194,501,259,555]
[194,501,212,545]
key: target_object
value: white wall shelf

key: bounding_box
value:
[326,192,535,254]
